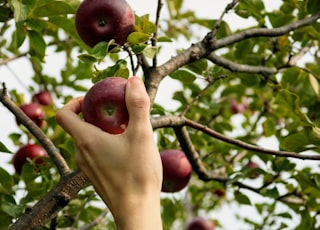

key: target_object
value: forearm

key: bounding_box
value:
[112,194,163,230]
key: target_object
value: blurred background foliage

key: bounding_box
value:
[1,0,320,229]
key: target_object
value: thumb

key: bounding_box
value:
[125,76,151,131]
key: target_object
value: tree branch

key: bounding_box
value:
[211,12,320,50]
[207,52,278,75]
[0,52,28,65]
[151,115,320,161]
[9,170,88,230]
[0,83,71,176]
[146,12,320,104]
[174,126,227,182]
[151,0,164,68]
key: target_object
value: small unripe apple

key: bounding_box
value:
[32,90,53,106]
[186,217,215,230]
[75,0,135,47]
[13,144,47,174]
[17,103,45,128]
[82,77,129,134]
[160,149,192,193]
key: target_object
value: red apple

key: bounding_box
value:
[160,149,192,193]
[75,0,135,47]
[230,99,247,114]
[82,77,129,134]
[186,217,215,230]
[245,161,260,179]
[212,188,226,197]
[13,144,47,174]
[17,103,45,128]
[32,90,53,106]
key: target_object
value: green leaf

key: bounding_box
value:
[277,212,292,219]
[131,43,147,54]
[267,10,294,28]
[314,174,320,187]
[262,118,276,137]
[31,1,76,17]
[308,73,319,96]
[78,54,98,63]
[0,5,11,22]
[0,167,13,194]
[58,139,75,156]
[307,0,320,14]
[0,210,12,230]
[142,46,156,59]
[127,32,151,45]
[283,132,310,152]
[8,22,26,52]
[157,36,172,42]
[185,59,208,75]
[170,69,196,84]
[234,191,251,205]
[134,14,156,34]
[261,186,279,198]
[1,201,23,218]
[0,142,12,153]
[272,157,296,173]
[166,0,183,18]
[28,30,46,60]
[93,60,129,83]
[276,89,313,126]
[304,126,320,145]
[91,41,110,60]
[8,133,22,146]
[235,0,265,22]
[10,0,31,22]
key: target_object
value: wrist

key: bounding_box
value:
[113,192,162,230]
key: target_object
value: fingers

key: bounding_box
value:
[125,76,152,133]
[56,97,87,137]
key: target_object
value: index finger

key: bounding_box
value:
[56,97,86,137]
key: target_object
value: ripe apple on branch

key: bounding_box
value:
[13,143,47,174]
[75,0,135,48]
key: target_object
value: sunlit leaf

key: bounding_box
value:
[78,54,98,63]
[142,46,156,59]
[127,32,151,45]
[0,167,13,194]
[170,69,196,84]
[283,132,311,152]
[31,1,76,17]
[28,30,46,60]
[234,191,251,205]
[0,142,12,154]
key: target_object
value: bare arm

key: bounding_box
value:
[56,77,163,230]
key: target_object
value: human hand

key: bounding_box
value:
[56,77,162,230]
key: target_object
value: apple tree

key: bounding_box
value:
[1,0,320,229]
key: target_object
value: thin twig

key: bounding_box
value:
[78,209,109,230]
[181,75,226,116]
[151,115,320,161]
[212,12,320,50]
[152,0,163,68]
[210,0,239,39]
[0,52,28,65]
[207,53,278,75]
